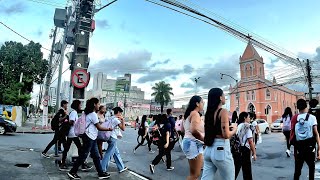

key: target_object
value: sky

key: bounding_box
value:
[1,0,320,107]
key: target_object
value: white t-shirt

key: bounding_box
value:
[109,116,122,139]
[251,121,258,134]
[297,113,317,128]
[85,112,99,140]
[68,109,78,138]
[237,123,253,149]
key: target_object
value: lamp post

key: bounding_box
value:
[220,73,239,113]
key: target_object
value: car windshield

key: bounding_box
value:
[274,119,282,123]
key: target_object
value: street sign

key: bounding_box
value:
[43,100,48,107]
[71,69,90,89]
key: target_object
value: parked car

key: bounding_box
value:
[271,119,283,132]
[125,121,131,126]
[0,117,17,135]
[256,119,270,134]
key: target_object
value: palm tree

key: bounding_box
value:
[151,81,174,113]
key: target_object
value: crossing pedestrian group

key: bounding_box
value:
[41,88,320,180]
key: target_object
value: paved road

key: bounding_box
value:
[0,128,317,180]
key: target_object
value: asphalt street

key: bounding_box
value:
[0,127,316,180]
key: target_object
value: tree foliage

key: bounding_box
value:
[0,41,48,106]
[151,81,174,113]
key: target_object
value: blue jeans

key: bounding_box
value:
[113,146,125,171]
[201,139,235,180]
[70,134,103,174]
[101,137,124,172]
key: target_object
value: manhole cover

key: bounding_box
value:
[15,164,31,168]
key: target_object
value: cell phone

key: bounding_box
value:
[217,147,224,150]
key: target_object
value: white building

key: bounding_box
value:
[49,87,57,107]
[61,81,70,101]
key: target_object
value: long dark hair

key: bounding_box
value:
[84,98,99,115]
[238,112,249,124]
[184,96,202,120]
[141,115,147,128]
[231,111,238,123]
[282,107,292,119]
[204,88,224,146]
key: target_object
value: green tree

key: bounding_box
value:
[151,81,174,113]
[0,41,48,106]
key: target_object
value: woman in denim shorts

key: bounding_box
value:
[201,88,238,180]
[181,96,205,180]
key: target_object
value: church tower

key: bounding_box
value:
[239,41,265,80]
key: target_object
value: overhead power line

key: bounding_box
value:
[0,22,50,51]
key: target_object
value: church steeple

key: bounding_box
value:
[239,41,265,80]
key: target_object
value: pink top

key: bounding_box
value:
[183,116,204,143]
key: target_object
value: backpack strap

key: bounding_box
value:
[305,113,310,121]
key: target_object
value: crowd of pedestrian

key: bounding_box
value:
[40,88,320,180]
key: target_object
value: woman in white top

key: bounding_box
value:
[181,95,205,180]
[97,105,107,158]
[234,112,257,180]
[134,115,152,153]
[282,107,292,157]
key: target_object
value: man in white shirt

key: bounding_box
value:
[101,107,127,173]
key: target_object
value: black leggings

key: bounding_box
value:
[43,130,66,153]
[61,137,82,164]
[134,134,152,151]
[235,147,253,180]
[283,131,291,150]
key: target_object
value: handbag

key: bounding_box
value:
[115,127,123,139]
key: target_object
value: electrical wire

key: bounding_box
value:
[0,22,50,51]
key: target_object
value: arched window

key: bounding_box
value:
[266,89,271,100]
[248,103,255,113]
[251,90,255,101]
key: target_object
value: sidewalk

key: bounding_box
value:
[41,153,146,180]
[16,118,54,134]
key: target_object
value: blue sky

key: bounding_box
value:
[1,0,320,104]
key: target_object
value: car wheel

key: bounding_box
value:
[0,126,6,135]
[265,127,270,134]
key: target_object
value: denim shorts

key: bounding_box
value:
[182,138,204,159]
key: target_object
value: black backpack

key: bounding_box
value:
[230,134,241,155]
[51,113,60,131]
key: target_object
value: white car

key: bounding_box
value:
[255,119,270,134]
[271,119,283,132]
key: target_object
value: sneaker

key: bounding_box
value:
[119,167,128,173]
[149,164,155,174]
[167,167,174,171]
[149,150,155,154]
[81,164,93,171]
[67,172,81,179]
[98,172,111,179]
[286,149,291,157]
[133,148,136,154]
[41,152,50,158]
[59,164,69,171]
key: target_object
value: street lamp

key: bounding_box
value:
[220,73,239,113]
[194,77,201,95]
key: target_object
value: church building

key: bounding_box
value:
[229,42,304,123]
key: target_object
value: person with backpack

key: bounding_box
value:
[101,107,127,174]
[201,88,237,180]
[234,112,256,180]
[150,114,174,173]
[67,98,113,179]
[181,96,205,180]
[42,100,69,158]
[290,99,320,180]
[134,115,153,153]
[309,99,320,135]
[59,100,92,171]
[282,107,293,157]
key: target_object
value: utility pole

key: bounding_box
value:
[42,27,58,128]
[306,59,313,100]
[68,0,94,106]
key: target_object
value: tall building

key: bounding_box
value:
[49,87,57,107]
[61,81,70,101]
[229,42,304,123]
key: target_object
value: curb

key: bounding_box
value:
[15,131,55,134]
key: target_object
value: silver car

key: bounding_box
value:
[271,119,283,132]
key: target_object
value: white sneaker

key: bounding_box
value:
[149,150,155,154]
[133,148,136,154]
[149,164,155,174]
[167,167,174,171]
[119,167,128,173]
[286,149,291,157]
